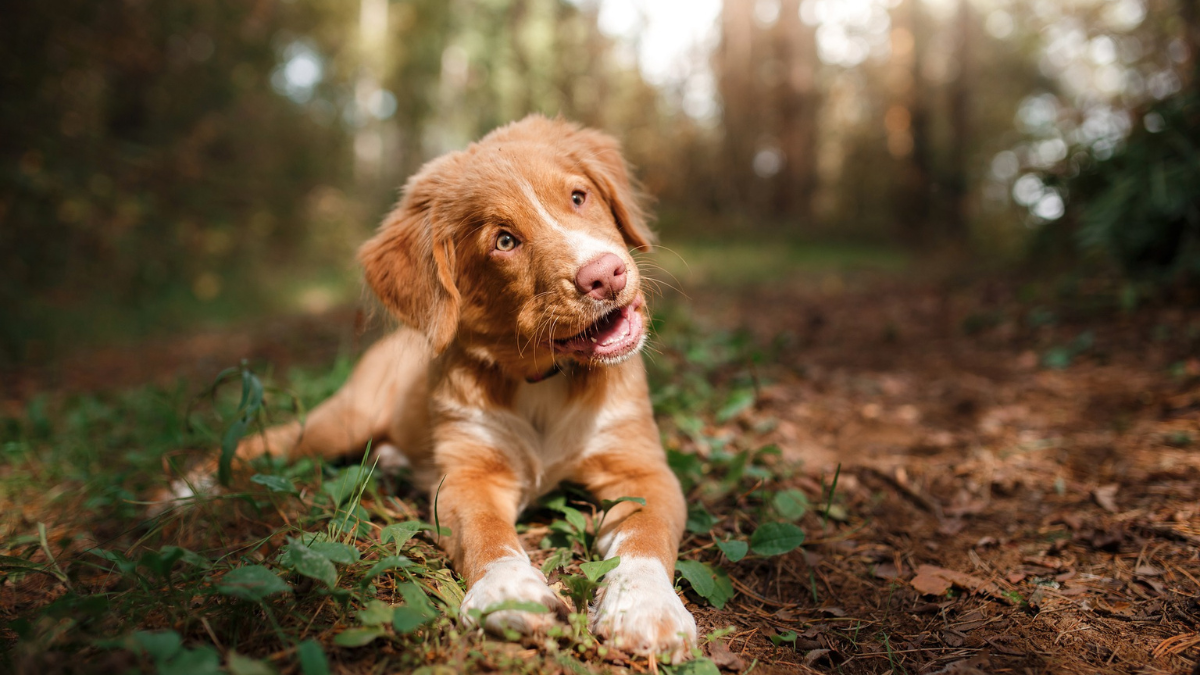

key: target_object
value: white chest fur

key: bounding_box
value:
[508,376,597,494]
[500,374,636,499]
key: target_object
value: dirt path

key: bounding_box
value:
[672,276,1200,673]
[3,270,1198,674]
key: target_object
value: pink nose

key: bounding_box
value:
[575,253,627,300]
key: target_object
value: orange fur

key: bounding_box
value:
[173,115,694,658]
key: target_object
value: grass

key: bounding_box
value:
[651,237,910,289]
[0,308,821,674]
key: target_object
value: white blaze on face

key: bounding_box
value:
[519,180,620,266]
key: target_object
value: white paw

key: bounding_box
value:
[147,473,216,516]
[590,557,698,663]
[460,554,568,635]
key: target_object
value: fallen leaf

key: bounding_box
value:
[873,562,902,579]
[1093,484,1119,513]
[707,641,745,672]
[910,564,1010,603]
[803,649,832,666]
[938,519,966,536]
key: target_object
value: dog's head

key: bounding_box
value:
[360,116,655,376]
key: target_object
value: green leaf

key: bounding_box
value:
[380,522,422,550]
[333,628,384,647]
[769,630,798,646]
[717,388,756,422]
[296,640,330,675]
[307,541,360,565]
[280,540,337,588]
[359,556,411,588]
[397,582,439,620]
[599,496,646,511]
[750,522,806,557]
[356,599,393,626]
[540,547,573,575]
[159,645,221,675]
[580,556,621,582]
[158,545,210,570]
[216,565,292,601]
[708,566,734,609]
[228,652,276,675]
[220,415,251,488]
[482,600,550,615]
[686,503,714,533]
[322,466,373,507]
[562,506,587,534]
[546,496,588,533]
[772,489,809,521]
[1041,346,1073,370]
[250,474,298,494]
[91,548,137,575]
[391,606,430,633]
[0,554,43,572]
[675,560,715,598]
[667,657,722,675]
[134,630,182,661]
[715,539,748,563]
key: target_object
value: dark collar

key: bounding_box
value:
[525,363,562,384]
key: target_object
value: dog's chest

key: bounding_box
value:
[508,376,604,489]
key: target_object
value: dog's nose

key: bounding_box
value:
[575,253,627,300]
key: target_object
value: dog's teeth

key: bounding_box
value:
[590,337,597,343]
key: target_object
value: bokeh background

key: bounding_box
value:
[4,0,1198,368]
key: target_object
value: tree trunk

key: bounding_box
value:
[773,0,820,221]
[946,0,972,242]
[717,0,757,211]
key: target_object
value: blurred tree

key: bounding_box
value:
[771,0,821,220]
[0,0,354,363]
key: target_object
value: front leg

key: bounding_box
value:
[574,446,697,663]
[436,450,569,635]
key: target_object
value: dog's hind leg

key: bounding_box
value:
[155,330,429,508]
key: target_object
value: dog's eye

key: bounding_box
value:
[495,232,518,252]
[571,190,586,207]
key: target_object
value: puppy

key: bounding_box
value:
[183,116,696,660]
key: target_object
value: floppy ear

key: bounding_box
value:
[358,171,461,355]
[569,127,656,251]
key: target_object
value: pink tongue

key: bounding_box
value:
[562,307,631,354]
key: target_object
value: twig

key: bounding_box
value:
[859,467,945,522]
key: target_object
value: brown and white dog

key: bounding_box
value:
[176,116,696,660]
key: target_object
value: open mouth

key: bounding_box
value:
[552,298,645,360]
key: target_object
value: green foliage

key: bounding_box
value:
[771,489,809,521]
[674,560,734,610]
[749,523,806,557]
[215,565,292,602]
[1055,92,1200,282]
[0,319,840,671]
[714,539,748,563]
[579,557,620,583]
[0,0,354,364]
[665,657,722,675]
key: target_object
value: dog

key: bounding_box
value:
[170,116,697,660]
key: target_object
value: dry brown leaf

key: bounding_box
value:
[1093,484,1120,513]
[708,641,746,672]
[911,564,1010,602]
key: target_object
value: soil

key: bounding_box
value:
[3,268,1199,674]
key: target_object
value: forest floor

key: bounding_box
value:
[2,246,1199,675]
